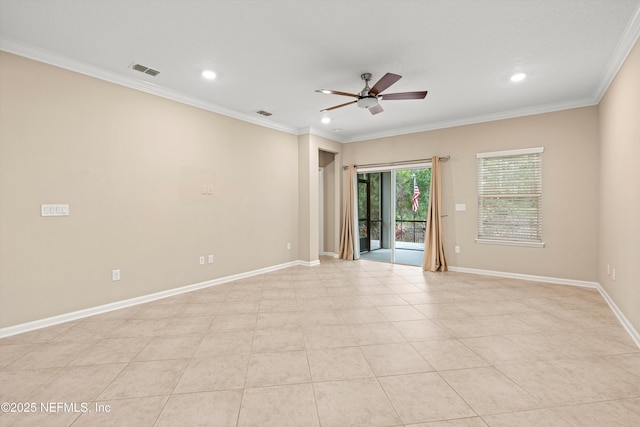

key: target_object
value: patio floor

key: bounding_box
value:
[360,241,424,266]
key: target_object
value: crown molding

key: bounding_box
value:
[4,4,639,146]
[0,38,299,136]
[299,126,346,143]
[593,2,640,102]
[343,8,640,144]
[342,96,598,143]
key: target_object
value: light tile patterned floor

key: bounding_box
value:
[1,257,639,426]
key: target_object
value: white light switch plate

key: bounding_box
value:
[455,204,466,212]
[41,204,69,216]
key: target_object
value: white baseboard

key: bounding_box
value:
[447,266,599,288]
[299,259,321,267]
[320,252,338,258]
[448,265,638,349]
[597,284,640,349]
[6,261,637,350]
[0,259,312,339]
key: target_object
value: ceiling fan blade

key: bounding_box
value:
[315,89,359,98]
[369,72,402,96]
[320,100,357,112]
[368,104,384,115]
[379,91,428,100]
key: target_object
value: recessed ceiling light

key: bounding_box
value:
[321,117,331,124]
[510,72,526,82]
[202,70,217,80]
[333,128,341,132]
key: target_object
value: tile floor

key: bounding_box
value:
[1,257,639,426]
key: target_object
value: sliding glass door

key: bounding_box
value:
[357,175,370,252]
[357,173,382,254]
[358,166,430,266]
[393,168,431,266]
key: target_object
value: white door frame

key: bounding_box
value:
[318,167,324,256]
[357,162,431,265]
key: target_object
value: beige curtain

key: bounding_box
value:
[423,156,447,271]
[339,164,359,260]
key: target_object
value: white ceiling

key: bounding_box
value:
[1,0,639,142]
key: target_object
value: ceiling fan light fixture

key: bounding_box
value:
[357,96,378,109]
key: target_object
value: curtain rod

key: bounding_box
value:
[343,156,450,170]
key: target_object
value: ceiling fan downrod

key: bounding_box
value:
[360,73,373,96]
[358,73,378,108]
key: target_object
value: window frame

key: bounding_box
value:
[475,147,545,248]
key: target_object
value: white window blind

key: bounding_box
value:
[476,147,544,247]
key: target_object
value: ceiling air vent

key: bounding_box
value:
[256,110,272,117]
[131,63,160,76]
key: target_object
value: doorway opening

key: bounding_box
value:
[358,167,431,266]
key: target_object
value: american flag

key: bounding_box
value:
[412,177,420,212]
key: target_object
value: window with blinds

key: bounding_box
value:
[476,147,545,247]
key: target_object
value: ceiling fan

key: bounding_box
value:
[316,72,428,115]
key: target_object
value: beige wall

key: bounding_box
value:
[297,133,315,262]
[598,40,640,332]
[343,107,600,282]
[2,41,636,335]
[0,52,300,327]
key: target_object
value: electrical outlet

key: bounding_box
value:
[208,254,214,264]
[287,243,291,250]
[454,245,460,253]
[112,269,121,281]
[199,256,205,265]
